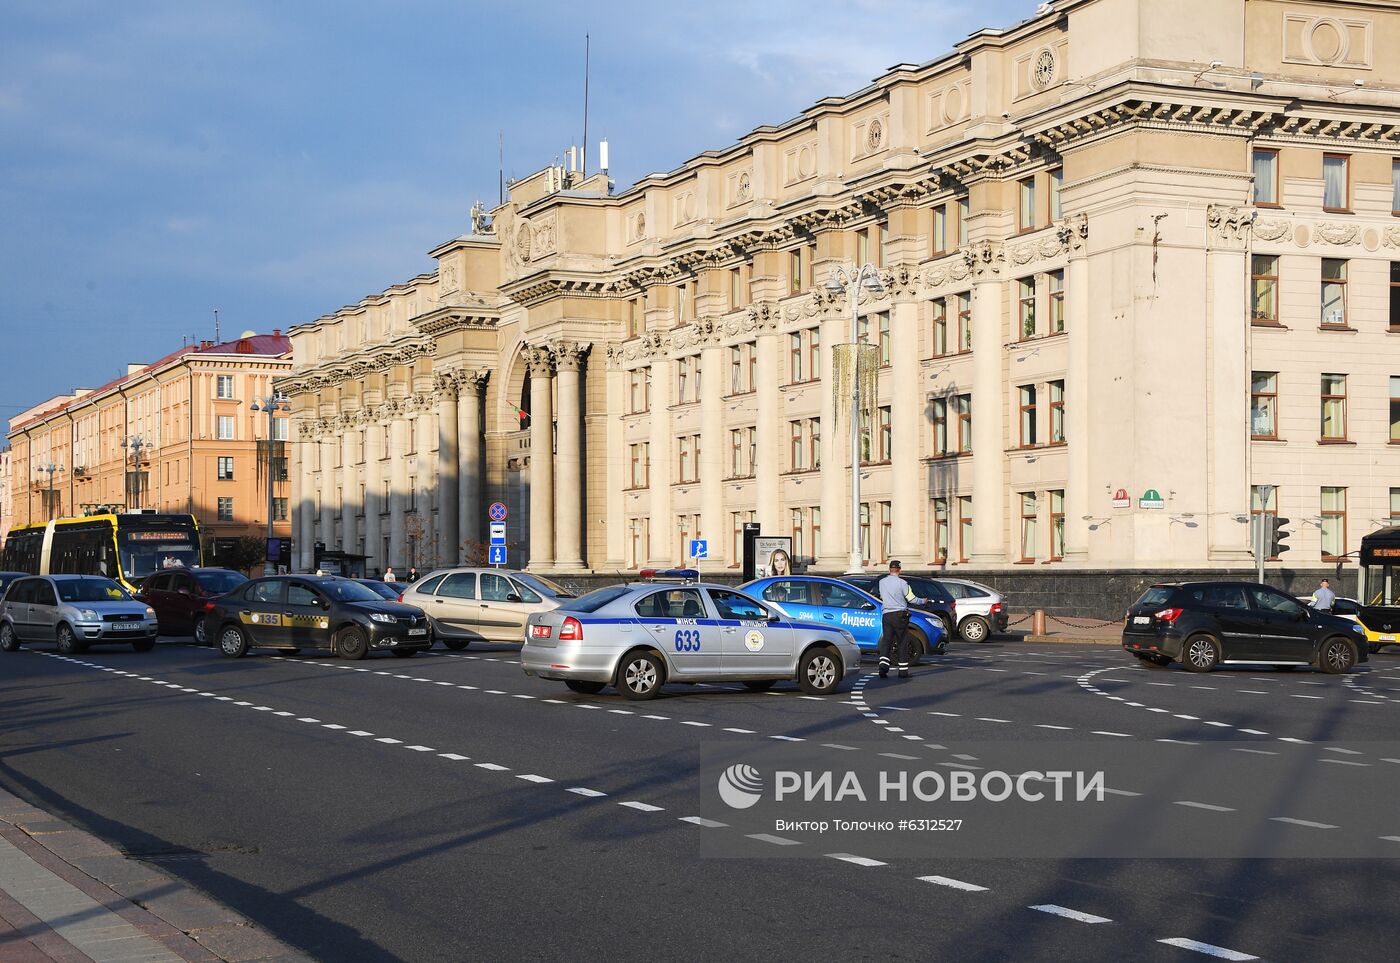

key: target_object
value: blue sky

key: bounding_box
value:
[0,0,1028,417]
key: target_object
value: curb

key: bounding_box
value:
[0,785,314,963]
[1021,635,1121,646]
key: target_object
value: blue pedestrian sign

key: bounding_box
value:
[488,502,508,522]
[489,522,506,545]
[489,545,508,566]
[689,539,708,560]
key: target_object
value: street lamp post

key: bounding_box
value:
[35,459,63,520]
[824,261,885,575]
[250,393,290,576]
[123,436,147,510]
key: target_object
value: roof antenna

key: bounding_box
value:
[581,33,590,178]
[213,308,220,343]
[498,129,505,205]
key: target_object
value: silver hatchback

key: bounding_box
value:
[0,575,160,654]
[402,568,572,648]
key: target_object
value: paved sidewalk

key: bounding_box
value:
[0,786,312,963]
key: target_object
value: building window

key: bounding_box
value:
[730,267,746,309]
[956,293,972,352]
[957,495,973,562]
[859,409,872,465]
[788,328,819,383]
[1049,490,1065,560]
[1020,493,1039,562]
[1321,487,1347,559]
[932,398,948,455]
[628,368,650,414]
[730,510,755,562]
[931,204,948,256]
[789,333,804,383]
[728,427,756,478]
[677,513,701,564]
[1391,376,1400,443]
[273,418,288,442]
[1392,488,1400,525]
[216,415,235,440]
[1251,255,1278,324]
[932,498,950,563]
[217,456,235,480]
[789,246,811,294]
[676,434,701,483]
[1323,154,1350,212]
[957,196,970,246]
[955,394,972,453]
[1393,159,1400,215]
[1251,372,1278,439]
[1048,270,1065,333]
[1018,385,1038,448]
[271,496,288,522]
[729,344,747,394]
[1048,168,1063,221]
[879,501,892,563]
[217,496,234,521]
[215,375,235,399]
[859,503,871,564]
[675,280,693,324]
[1252,149,1279,206]
[1251,485,1280,561]
[878,405,892,461]
[1321,259,1348,327]
[628,518,644,568]
[629,443,649,488]
[1018,177,1037,232]
[789,420,804,471]
[1390,263,1400,331]
[1049,380,1065,443]
[676,355,701,404]
[1018,277,1036,340]
[1320,373,1347,440]
[877,312,891,366]
[809,417,822,469]
[931,298,948,357]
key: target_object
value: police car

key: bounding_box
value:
[521,572,861,700]
[740,575,948,660]
[207,575,432,659]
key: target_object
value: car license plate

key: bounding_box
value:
[408,627,427,636]
[1381,635,1396,642]
[1132,616,1150,625]
[110,622,139,632]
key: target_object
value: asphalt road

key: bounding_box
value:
[3,637,1399,962]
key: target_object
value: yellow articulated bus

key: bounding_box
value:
[1354,526,1400,654]
[2,512,202,594]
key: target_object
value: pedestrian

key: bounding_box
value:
[384,566,396,582]
[877,560,930,679]
[1310,578,1336,612]
[407,566,419,583]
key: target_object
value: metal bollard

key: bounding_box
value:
[1031,609,1047,636]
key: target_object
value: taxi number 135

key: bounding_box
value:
[674,629,702,652]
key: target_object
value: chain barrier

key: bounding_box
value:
[1005,614,1032,627]
[1047,614,1125,629]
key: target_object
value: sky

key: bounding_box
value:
[0,0,1031,420]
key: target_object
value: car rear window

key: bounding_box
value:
[413,573,447,595]
[560,586,629,613]
[195,570,248,594]
[1133,586,1176,609]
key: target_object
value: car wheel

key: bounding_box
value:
[391,648,417,658]
[959,615,991,643]
[565,679,606,695]
[909,627,930,666]
[336,626,369,661]
[1319,637,1357,675]
[0,623,21,652]
[442,638,470,651]
[192,616,208,646]
[218,624,249,658]
[743,680,777,691]
[617,651,664,701]
[799,646,843,695]
[132,638,155,653]
[1182,635,1220,672]
[55,623,82,655]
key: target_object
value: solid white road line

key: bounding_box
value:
[1028,904,1112,924]
[917,875,989,892]
[1156,937,1258,960]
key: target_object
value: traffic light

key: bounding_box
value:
[1270,516,1293,556]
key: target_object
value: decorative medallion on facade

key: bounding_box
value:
[1315,222,1360,246]
[1032,49,1057,90]
[514,222,533,262]
[1253,217,1290,243]
[735,171,751,204]
[1282,13,1372,69]
[867,118,884,152]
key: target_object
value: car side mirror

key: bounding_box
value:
[177,587,193,597]
[316,598,330,609]
[1295,608,1310,621]
[860,601,877,611]
[506,593,522,604]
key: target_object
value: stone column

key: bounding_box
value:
[1205,206,1254,561]
[340,414,358,558]
[553,342,588,570]
[526,346,556,570]
[297,421,317,571]
[412,393,435,567]
[362,409,383,575]
[968,242,1006,565]
[816,307,848,571]
[754,326,781,534]
[458,371,487,555]
[647,357,673,566]
[889,294,922,560]
[435,373,460,568]
[1062,215,1092,562]
[389,403,410,570]
[699,340,725,570]
[603,351,627,568]
[318,434,336,554]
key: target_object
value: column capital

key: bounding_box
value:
[965,240,1005,280]
[433,370,459,399]
[1057,212,1089,255]
[524,344,556,377]
[460,368,490,393]
[1206,205,1255,250]
[551,340,592,372]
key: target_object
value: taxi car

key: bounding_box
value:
[741,575,947,660]
[521,576,861,700]
[206,575,432,660]
[1311,596,1396,655]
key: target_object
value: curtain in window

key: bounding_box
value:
[1323,157,1347,209]
[1392,162,1400,212]
[1252,152,1275,203]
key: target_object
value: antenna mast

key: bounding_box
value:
[498,130,504,205]
[581,33,590,178]
[213,308,220,343]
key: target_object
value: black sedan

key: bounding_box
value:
[207,575,432,660]
[1123,581,1368,673]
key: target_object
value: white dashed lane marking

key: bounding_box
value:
[1028,904,1113,924]
[918,875,989,892]
[1157,938,1258,961]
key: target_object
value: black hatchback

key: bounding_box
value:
[1122,581,1369,673]
[841,574,958,649]
[207,575,432,660]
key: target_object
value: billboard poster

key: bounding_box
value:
[754,536,793,578]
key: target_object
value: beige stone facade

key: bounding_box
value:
[5,335,294,552]
[281,0,1400,579]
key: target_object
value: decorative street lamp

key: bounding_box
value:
[35,459,63,520]
[824,261,885,575]
[123,436,148,510]
[250,393,291,575]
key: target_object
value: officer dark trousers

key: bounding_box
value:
[879,610,911,677]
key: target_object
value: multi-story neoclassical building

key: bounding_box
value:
[281,0,1400,590]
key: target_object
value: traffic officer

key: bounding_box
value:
[1310,578,1336,613]
[877,560,930,679]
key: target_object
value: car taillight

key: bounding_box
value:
[1154,608,1184,623]
[557,616,583,641]
[948,600,956,613]
[530,624,553,639]
[204,602,217,612]
[397,593,405,603]
[990,602,1003,614]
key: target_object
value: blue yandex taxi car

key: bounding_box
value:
[740,575,947,659]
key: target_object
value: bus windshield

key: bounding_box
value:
[118,529,200,579]
[1362,562,1399,607]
